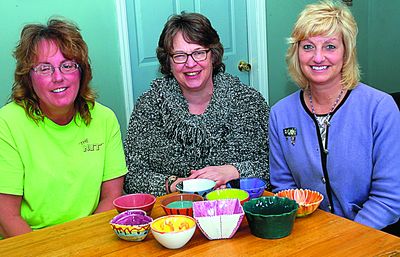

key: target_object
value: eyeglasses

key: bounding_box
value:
[32,61,80,76]
[170,49,211,64]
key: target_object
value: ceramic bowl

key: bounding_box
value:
[110,210,153,241]
[226,177,267,199]
[205,188,250,205]
[161,193,204,217]
[193,199,244,240]
[276,188,324,217]
[113,193,156,215]
[150,215,196,249]
[175,179,216,197]
[243,196,298,239]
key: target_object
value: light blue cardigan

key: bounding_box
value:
[269,83,400,229]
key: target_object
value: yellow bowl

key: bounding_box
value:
[276,189,323,217]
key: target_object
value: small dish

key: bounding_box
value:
[193,199,244,240]
[276,188,324,217]
[226,177,267,199]
[150,215,196,249]
[112,193,156,215]
[205,188,249,205]
[175,178,216,197]
[243,196,298,239]
[110,210,153,241]
[161,193,204,217]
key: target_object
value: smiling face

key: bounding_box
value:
[298,33,345,89]
[170,31,213,93]
[30,40,80,119]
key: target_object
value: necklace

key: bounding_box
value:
[308,87,344,129]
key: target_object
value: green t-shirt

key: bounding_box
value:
[0,102,127,230]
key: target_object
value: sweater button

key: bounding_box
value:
[321,177,326,184]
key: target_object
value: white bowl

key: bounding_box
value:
[150,215,196,249]
[193,199,244,240]
[176,178,216,197]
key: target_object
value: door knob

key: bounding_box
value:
[238,61,251,72]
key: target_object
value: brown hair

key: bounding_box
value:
[286,0,360,90]
[156,12,225,76]
[12,17,96,125]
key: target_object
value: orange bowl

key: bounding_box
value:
[276,189,323,217]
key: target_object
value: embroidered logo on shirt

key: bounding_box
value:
[283,127,297,146]
[79,138,104,152]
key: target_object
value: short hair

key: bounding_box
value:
[156,12,225,76]
[12,17,96,125]
[286,0,360,90]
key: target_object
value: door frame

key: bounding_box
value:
[116,0,269,126]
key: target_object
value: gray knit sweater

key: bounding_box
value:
[123,72,270,196]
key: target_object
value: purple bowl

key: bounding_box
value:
[110,210,153,242]
[110,210,153,225]
[226,177,266,199]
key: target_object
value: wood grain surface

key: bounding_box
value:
[1,192,399,257]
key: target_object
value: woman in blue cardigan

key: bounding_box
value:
[269,0,400,232]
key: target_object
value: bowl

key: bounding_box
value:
[276,189,324,217]
[113,193,156,215]
[175,179,216,197]
[161,193,204,217]
[150,215,196,249]
[226,177,267,199]
[193,199,244,240]
[110,210,153,241]
[205,188,250,205]
[243,196,298,239]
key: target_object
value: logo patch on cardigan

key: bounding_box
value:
[283,127,297,146]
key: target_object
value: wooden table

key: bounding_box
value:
[1,192,399,257]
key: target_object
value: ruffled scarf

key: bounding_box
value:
[152,72,238,162]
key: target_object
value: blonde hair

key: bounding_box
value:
[286,0,360,90]
[12,18,96,125]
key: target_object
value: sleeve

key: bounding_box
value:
[0,115,24,195]
[102,108,127,181]
[354,95,400,229]
[228,87,271,189]
[123,90,171,196]
[269,106,298,193]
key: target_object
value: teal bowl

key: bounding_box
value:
[243,196,298,239]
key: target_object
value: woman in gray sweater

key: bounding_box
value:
[123,13,269,196]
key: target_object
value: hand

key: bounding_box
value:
[188,165,239,188]
[169,177,189,193]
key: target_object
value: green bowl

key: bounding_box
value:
[243,196,298,239]
[205,188,250,205]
